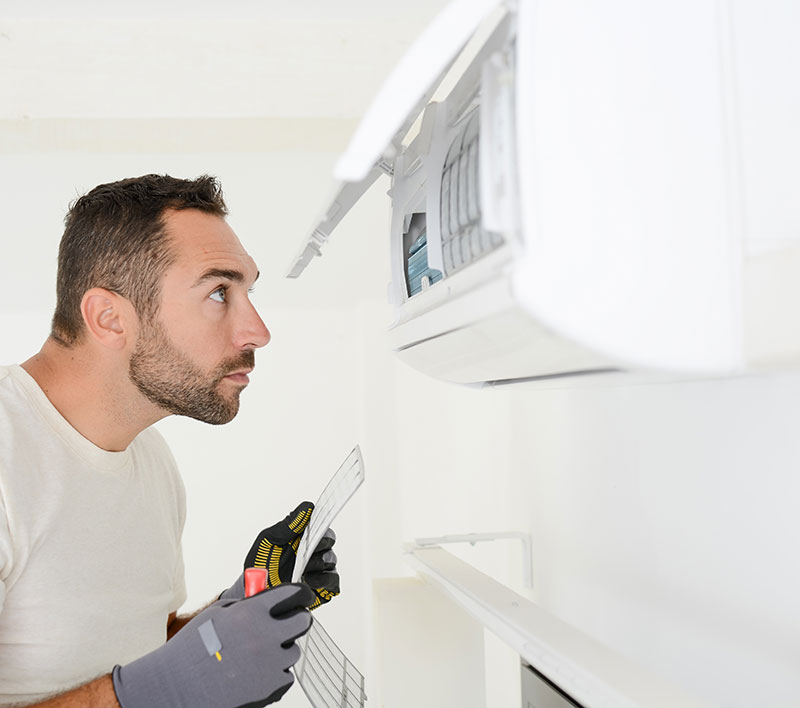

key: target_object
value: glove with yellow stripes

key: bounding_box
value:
[221,501,339,610]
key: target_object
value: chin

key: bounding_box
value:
[208,396,241,425]
[195,408,238,426]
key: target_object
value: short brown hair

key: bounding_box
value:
[51,174,228,347]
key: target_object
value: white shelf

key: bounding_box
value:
[404,545,708,708]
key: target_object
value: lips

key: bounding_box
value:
[222,368,253,385]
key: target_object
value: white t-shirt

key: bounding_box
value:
[0,365,187,704]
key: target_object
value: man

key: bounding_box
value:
[0,174,338,707]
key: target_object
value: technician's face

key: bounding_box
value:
[128,208,270,424]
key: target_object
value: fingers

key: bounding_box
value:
[276,610,313,647]
[305,530,339,594]
[287,501,315,528]
[308,586,339,611]
[245,503,316,572]
[313,528,337,553]
[267,582,317,615]
[261,501,315,545]
[241,584,314,651]
[280,643,302,667]
[302,570,340,593]
[304,543,338,591]
[304,549,337,574]
[266,673,295,704]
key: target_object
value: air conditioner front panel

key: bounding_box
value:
[390,272,618,384]
[514,0,742,374]
[394,306,618,384]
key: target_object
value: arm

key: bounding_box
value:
[16,612,192,707]
[22,586,311,708]
[166,611,180,639]
[21,603,232,706]
[114,584,313,708]
[166,609,197,639]
[166,594,220,639]
[21,675,119,707]
[26,606,209,705]
[17,609,210,704]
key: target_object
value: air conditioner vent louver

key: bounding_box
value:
[440,111,504,277]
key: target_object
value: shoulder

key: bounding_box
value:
[131,426,186,517]
[0,366,16,402]
[0,365,43,420]
[135,425,176,459]
[0,368,14,578]
[132,426,182,483]
[0,365,32,448]
[0,366,11,414]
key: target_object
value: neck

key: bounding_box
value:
[21,338,167,452]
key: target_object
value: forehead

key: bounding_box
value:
[161,208,258,281]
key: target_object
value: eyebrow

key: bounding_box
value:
[193,268,260,287]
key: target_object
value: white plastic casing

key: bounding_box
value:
[289,0,800,385]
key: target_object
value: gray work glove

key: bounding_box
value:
[220,501,339,610]
[112,583,314,708]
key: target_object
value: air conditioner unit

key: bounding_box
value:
[288,0,800,386]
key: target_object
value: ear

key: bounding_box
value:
[80,288,135,350]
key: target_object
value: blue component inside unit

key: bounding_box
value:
[407,230,443,296]
[404,213,442,297]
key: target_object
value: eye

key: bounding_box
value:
[209,286,227,303]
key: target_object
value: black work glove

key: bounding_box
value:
[221,501,339,610]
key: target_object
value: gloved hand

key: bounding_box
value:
[112,583,315,708]
[221,501,339,610]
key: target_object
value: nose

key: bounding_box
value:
[237,300,271,350]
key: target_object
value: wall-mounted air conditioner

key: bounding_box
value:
[288,0,800,386]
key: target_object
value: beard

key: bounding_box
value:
[128,319,255,425]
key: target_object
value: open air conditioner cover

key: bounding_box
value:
[289,0,751,385]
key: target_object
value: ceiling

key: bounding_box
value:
[0,1,451,119]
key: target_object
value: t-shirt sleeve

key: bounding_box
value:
[145,426,188,615]
[164,437,187,615]
[0,496,13,615]
[170,540,187,614]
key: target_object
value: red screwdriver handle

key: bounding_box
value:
[244,567,268,598]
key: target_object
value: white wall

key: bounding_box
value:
[364,340,800,707]
[505,375,800,707]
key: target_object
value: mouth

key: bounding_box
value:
[222,368,254,385]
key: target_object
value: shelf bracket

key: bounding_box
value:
[413,531,532,588]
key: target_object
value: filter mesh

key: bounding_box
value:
[297,619,367,708]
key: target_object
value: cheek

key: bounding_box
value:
[186,318,235,363]
[159,300,235,363]
[162,314,221,358]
